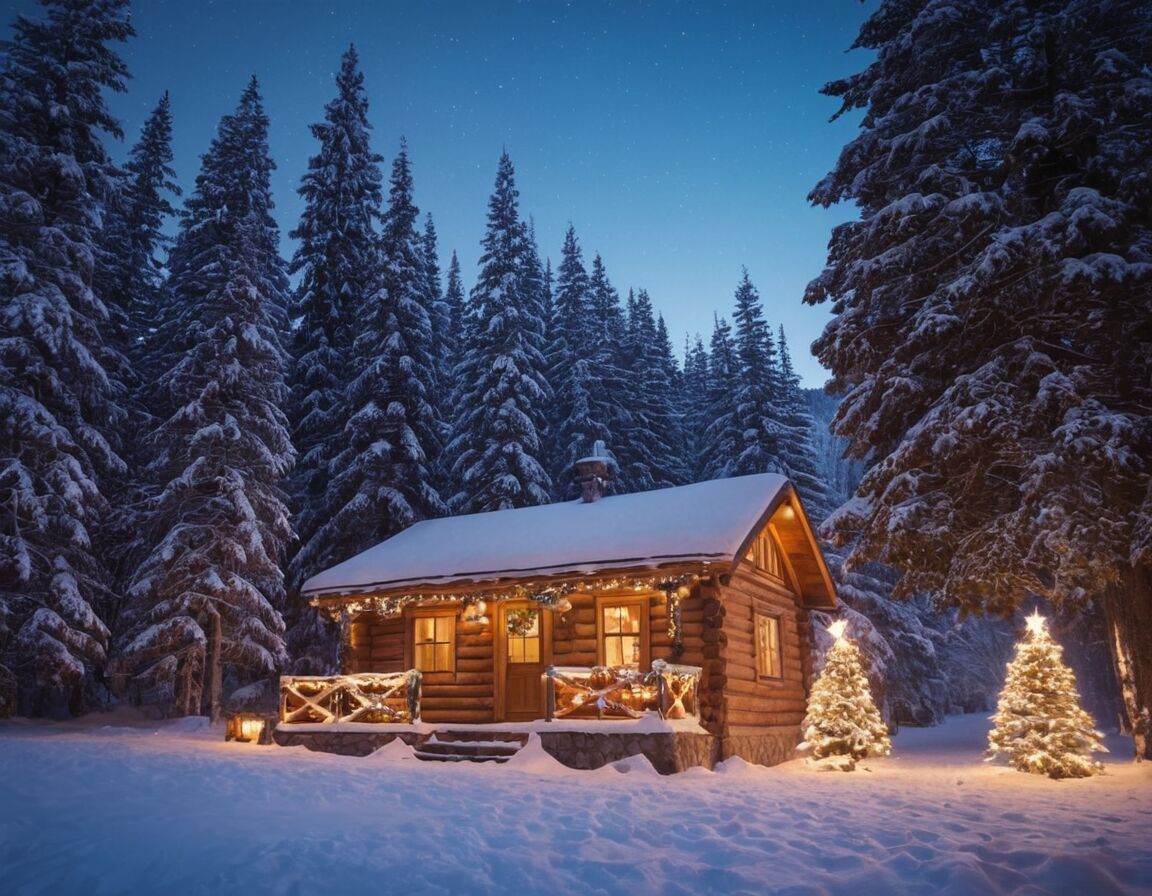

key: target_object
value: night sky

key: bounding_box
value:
[12,0,871,386]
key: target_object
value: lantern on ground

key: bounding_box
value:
[226,712,271,745]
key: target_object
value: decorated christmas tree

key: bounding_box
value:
[801,620,891,768]
[987,611,1106,779]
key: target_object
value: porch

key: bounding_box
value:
[275,663,716,773]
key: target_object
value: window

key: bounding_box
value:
[597,597,648,668]
[412,613,455,673]
[756,614,783,678]
[746,530,784,579]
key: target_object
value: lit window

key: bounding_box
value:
[746,530,784,579]
[413,614,455,672]
[599,600,645,668]
[756,614,782,678]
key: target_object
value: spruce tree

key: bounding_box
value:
[776,327,835,524]
[987,612,1105,778]
[447,151,553,512]
[99,92,180,379]
[0,0,133,714]
[98,92,182,640]
[125,79,293,719]
[699,315,742,481]
[546,225,618,496]
[286,46,384,590]
[680,334,711,482]
[614,289,683,492]
[808,0,1152,757]
[730,269,784,477]
[320,140,446,559]
[801,619,891,768]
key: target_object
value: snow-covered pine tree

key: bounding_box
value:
[730,269,785,477]
[443,250,466,360]
[447,151,553,512]
[0,0,134,714]
[125,78,294,720]
[801,619,892,768]
[97,92,182,639]
[286,45,384,592]
[320,140,447,559]
[546,225,620,497]
[614,289,684,492]
[101,92,181,373]
[807,0,1152,758]
[699,315,742,481]
[680,334,711,483]
[987,612,1105,778]
[775,327,835,524]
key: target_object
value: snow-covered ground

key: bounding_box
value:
[1,712,1149,896]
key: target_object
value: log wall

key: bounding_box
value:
[713,564,810,740]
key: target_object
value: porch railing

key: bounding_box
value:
[544,660,701,722]
[280,671,422,724]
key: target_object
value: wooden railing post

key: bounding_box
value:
[406,669,422,722]
[652,659,667,720]
[545,666,556,722]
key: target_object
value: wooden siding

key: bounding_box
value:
[714,563,810,734]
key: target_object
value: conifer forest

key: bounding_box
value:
[1,0,1150,767]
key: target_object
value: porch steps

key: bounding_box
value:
[414,730,529,764]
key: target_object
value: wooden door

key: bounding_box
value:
[497,601,551,722]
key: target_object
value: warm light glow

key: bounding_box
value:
[827,619,848,642]
[1025,610,1047,637]
[779,503,796,519]
[239,718,264,742]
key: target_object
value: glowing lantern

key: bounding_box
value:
[226,712,270,745]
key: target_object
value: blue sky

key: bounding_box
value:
[14,0,871,386]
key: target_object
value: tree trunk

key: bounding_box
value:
[206,606,222,724]
[1102,563,1152,761]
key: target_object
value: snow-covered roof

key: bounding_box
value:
[302,473,835,606]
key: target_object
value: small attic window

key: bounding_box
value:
[745,530,784,580]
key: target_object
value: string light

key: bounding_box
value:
[314,572,703,626]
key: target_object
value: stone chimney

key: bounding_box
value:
[574,440,613,503]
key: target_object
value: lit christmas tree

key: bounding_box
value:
[801,619,891,769]
[986,611,1106,779]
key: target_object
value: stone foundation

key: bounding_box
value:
[273,727,428,757]
[273,725,798,771]
[720,726,802,767]
[537,731,718,775]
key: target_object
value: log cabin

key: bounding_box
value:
[278,458,837,772]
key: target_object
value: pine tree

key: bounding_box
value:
[99,92,180,378]
[680,334,711,483]
[699,315,742,481]
[801,619,891,767]
[0,0,134,714]
[286,46,384,592]
[447,151,552,512]
[807,0,1152,758]
[125,79,294,720]
[776,327,835,524]
[614,289,683,492]
[98,93,182,639]
[443,251,466,367]
[730,269,784,477]
[987,612,1105,778]
[546,225,618,496]
[320,140,446,559]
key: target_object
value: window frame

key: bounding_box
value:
[755,612,783,679]
[595,594,650,670]
[745,529,785,580]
